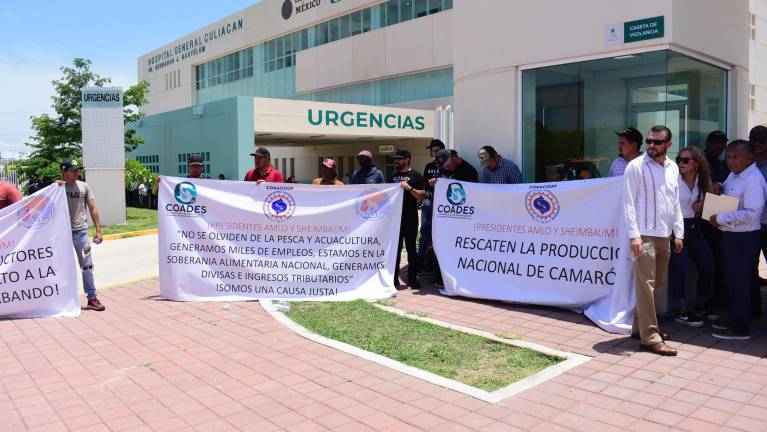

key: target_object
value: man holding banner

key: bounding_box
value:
[624,126,683,356]
[391,149,425,289]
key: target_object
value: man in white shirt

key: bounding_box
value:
[624,125,683,356]
[709,139,767,340]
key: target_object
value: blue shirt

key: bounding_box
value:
[351,166,384,184]
[480,157,523,184]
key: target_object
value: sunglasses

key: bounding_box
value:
[676,156,692,165]
[645,139,668,146]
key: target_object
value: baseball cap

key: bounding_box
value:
[434,149,452,168]
[614,127,643,145]
[706,130,728,143]
[749,125,767,143]
[60,160,80,171]
[426,139,446,150]
[393,149,411,159]
[187,154,203,165]
[250,147,270,158]
[322,158,336,169]
[357,150,374,159]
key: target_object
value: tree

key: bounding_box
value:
[20,58,150,180]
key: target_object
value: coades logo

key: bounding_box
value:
[355,190,392,220]
[17,196,54,230]
[166,182,207,216]
[437,182,475,219]
[283,0,339,20]
[525,189,560,223]
[264,191,296,222]
[308,109,426,131]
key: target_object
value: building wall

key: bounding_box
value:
[128,97,254,180]
[752,0,767,127]
[452,0,751,165]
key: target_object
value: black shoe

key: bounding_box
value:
[711,321,729,330]
[434,279,444,288]
[408,279,421,289]
[712,329,750,340]
[86,298,105,311]
[697,307,719,321]
[674,310,703,327]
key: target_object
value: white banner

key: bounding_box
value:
[0,185,80,318]
[159,177,401,301]
[433,178,634,334]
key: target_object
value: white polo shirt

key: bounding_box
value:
[719,163,767,233]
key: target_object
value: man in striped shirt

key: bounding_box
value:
[478,146,523,184]
[609,127,643,177]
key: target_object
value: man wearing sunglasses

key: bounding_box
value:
[623,125,684,356]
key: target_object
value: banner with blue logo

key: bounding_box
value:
[159,177,402,301]
[432,178,634,334]
[0,185,80,318]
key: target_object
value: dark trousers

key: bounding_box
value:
[417,203,433,270]
[395,211,419,283]
[721,230,761,334]
[669,219,714,310]
[701,221,726,307]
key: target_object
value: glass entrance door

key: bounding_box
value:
[633,104,687,159]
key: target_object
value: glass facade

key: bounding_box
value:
[196,0,453,105]
[521,50,728,182]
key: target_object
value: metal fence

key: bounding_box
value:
[0,169,20,189]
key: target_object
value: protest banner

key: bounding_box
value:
[432,178,634,334]
[0,185,80,318]
[159,177,402,301]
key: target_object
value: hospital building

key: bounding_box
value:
[131,0,767,183]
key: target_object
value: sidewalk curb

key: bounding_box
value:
[101,229,158,241]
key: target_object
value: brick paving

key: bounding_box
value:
[1,279,766,432]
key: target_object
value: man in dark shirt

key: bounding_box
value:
[418,139,445,273]
[391,149,425,289]
[429,149,478,287]
[705,130,729,184]
[186,154,209,179]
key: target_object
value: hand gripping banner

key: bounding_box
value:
[0,185,80,318]
[432,178,634,334]
[159,177,402,301]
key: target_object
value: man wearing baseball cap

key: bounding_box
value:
[418,139,445,274]
[57,160,105,311]
[351,150,384,184]
[186,154,209,179]
[391,149,425,289]
[312,158,344,185]
[609,127,643,177]
[244,146,284,183]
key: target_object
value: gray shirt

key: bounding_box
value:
[65,181,94,231]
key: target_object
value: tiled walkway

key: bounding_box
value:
[1,279,766,432]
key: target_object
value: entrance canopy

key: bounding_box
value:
[253,97,435,146]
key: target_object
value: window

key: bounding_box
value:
[521,50,727,182]
[386,0,399,26]
[351,11,362,36]
[415,0,428,17]
[399,0,414,23]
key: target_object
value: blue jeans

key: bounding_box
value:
[669,219,713,310]
[72,229,96,299]
[722,230,761,334]
[417,203,433,270]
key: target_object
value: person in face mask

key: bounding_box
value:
[478,146,523,184]
[351,150,384,184]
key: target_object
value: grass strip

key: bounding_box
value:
[286,300,563,392]
[89,207,157,236]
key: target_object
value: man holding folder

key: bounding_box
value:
[708,139,767,340]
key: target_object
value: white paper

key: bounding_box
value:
[701,192,739,221]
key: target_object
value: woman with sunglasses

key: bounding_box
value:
[669,146,717,327]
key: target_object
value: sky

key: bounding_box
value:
[0,0,258,153]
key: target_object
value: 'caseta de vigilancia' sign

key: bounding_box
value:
[624,16,664,43]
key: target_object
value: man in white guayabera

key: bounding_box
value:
[623,125,683,356]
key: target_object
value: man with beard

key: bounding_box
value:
[609,127,643,177]
[624,125,684,356]
[390,149,425,289]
